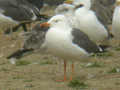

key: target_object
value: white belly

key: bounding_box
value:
[75,11,108,44]
[112,7,120,39]
[45,28,89,61]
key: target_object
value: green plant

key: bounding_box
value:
[68,80,88,89]
[92,52,113,57]
[108,68,120,73]
[24,79,33,82]
[16,60,31,66]
[115,47,120,51]
[85,62,103,68]
[40,60,55,65]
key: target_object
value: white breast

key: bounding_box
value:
[112,6,120,39]
[45,27,89,61]
[74,8,108,44]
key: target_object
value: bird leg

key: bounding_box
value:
[56,60,67,82]
[70,62,74,81]
[64,60,67,81]
[22,23,27,32]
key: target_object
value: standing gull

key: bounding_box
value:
[63,0,110,46]
[7,22,49,64]
[7,15,103,81]
[65,0,116,27]
[111,0,120,39]
[57,0,112,47]
[40,15,103,81]
[0,0,46,34]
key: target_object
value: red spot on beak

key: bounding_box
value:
[40,22,50,28]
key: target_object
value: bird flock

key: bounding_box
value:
[1,0,120,82]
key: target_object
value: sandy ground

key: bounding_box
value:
[1,7,120,90]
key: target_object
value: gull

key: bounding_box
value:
[111,0,120,39]
[0,0,47,34]
[65,0,116,26]
[40,15,103,81]
[55,0,113,47]
[7,22,49,64]
[7,15,103,81]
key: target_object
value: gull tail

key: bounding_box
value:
[7,48,34,60]
[99,45,111,52]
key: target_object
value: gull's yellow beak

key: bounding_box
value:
[40,22,50,28]
[116,0,120,6]
[64,0,73,4]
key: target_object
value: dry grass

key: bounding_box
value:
[1,7,120,90]
[1,27,120,90]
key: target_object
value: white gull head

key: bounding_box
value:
[48,15,71,29]
[73,0,91,9]
[55,3,75,15]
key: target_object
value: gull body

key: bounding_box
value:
[74,4,109,45]
[43,15,103,81]
[112,0,120,39]
[7,14,103,81]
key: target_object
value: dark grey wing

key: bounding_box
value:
[96,0,116,6]
[26,0,44,10]
[91,0,115,25]
[23,23,48,50]
[91,0,115,38]
[7,23,49,59]
[72,28,102,53]
[0,0,36,21]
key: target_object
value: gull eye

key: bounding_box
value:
[75,4,84,9]
[55,20,59,23]
[64,8,68,12]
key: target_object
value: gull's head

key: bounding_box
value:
[73,0,91,9]
[55,4,75,15]
[116,0,120,6]
[40,15,68,28]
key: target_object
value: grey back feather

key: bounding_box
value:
[91,0,116,25]
[72,28,101,53]
[23,23,48,50]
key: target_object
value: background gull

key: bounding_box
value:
[7,22,49,64]
[111,0,120,39]
[0,0,47,34]
[65,0,116,29]
[64,0,110,46]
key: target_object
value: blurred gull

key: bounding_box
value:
[111,0,120,39]
[7,15,104,81]
[63,0,111,46]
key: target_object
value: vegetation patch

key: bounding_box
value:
[24,84,34,88]
[92,52,113,57]
[0,67,10,72]
[16,60,31,66]
[85,62,103,68]
[68,80,88,89]
[40,60,55,65]
[108,67,120,73]
[23,79,33,82]
[115,47,120,51]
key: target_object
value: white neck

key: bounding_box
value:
[73,0,91,9]
[51,22,71,31]
[75,6,89,16]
